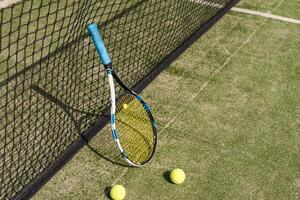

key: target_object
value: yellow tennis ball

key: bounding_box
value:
[170,168,185,184]
[110,185,126,200]
[123,104,128,109]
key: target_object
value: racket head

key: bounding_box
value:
[113,88,157,166]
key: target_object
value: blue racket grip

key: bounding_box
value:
[87,23,111,65]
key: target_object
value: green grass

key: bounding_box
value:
[238,0,300,19]
[31,1,300,199]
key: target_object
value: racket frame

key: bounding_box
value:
[87,23,157,167]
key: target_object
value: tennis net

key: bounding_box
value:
[0,0,239,199]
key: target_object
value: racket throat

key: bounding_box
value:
[104,63,112,69]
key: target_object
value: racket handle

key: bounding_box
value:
[87,23,111,65]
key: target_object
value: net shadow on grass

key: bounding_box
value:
[30,84,131,168]
[86,132,132,168]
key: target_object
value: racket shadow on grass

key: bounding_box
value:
[29,84,132,168]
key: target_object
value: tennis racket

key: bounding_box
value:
[87,23,157,167]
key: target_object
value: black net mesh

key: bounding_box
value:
[0,0,235,199]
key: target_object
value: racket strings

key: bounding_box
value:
[115,93,155,165]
